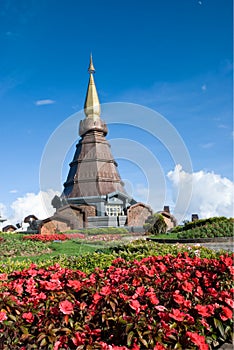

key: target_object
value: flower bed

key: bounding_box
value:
[23,233,86,242]
[0,253,233,349]
[22,233,121,242]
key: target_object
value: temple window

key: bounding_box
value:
[105,205,122,216]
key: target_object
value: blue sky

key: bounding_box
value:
[0,0,233,223]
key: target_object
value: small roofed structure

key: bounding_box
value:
[2,225,16,233]
[24,215,42,233]
[157,206,177,231]
[24,215,38,223]
[191,214,199,222]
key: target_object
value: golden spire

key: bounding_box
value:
[84,54,101,118]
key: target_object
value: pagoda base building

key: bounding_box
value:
[39,56,153,234]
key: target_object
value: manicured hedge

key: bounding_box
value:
[177,219,233,239]
[171,217,233,233]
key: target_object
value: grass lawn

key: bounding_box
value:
[0,233,128,263]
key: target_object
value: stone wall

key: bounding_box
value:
[56,205,87,229]
[79,205,96,218]
[162,215,176,231]
[39,219,71,235]
[127,203,153,227]
[159,212,177,231]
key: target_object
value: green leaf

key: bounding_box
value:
[127,331,134,347]
[37,333,47,342]
[110,300,116,312]
[126,323,133,333]
[214,318,225,338]
[20,326,29,334]
[60,327,71,334]
[139,336,148,348]
[8,314,16,321]
[40,337,47,347]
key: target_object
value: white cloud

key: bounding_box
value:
[0,203,7,218]
[3,189,59,228]
[9,189,18,193]
[35,99,55,106]
[200,142,215,149]
[168,165,234,220]
[0,203,7,230]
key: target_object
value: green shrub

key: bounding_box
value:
[177,218,233,239]
[143,213,167,235]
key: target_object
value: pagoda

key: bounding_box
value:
[42,56,153,233]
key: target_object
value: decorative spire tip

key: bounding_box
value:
[88,53,95,74]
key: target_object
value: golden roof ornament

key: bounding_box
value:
[84,54,100,118]
[88,53,95,73]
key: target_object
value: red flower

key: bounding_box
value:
[182,281,193,293]
[22,312,34,323]
[169,309,185,321]
[119,293,129,301]
[93,293,102,304]
[0,273,8,280]
[186,331,209,350]
[53,341,62,350]
[225,298,234,309]
[131,344,140,350]
[136,286,145,296]
[195,286,203,297]
[100,285,112,295]
[155,305,166,312]
[67,279,82,291]
[220,306,233,321]
[195,270,202,278]
[153,343,166,350]
[59,300,74,315]
[173,291,185,304]
[40,279,62,291]
[0,311,7,322]
[175,272,184,280]
[149,294,159,305]
[146,290,159,305]
[129,299,141,314]
[72,332,85,346]
[195,305,210,317]
[159,262,167,273]
[200,318,211,331]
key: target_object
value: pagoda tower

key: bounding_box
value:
[42,56,154,232]
[63,55,126,199]
[60,55,136,225]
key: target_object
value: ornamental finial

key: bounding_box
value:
[88,53,95,74]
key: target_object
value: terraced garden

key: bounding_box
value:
[0,219,233,349]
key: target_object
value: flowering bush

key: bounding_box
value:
[0,253,233,349]
[81,234,123,242]
[23,233,86,242]
[0,234,52,258]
